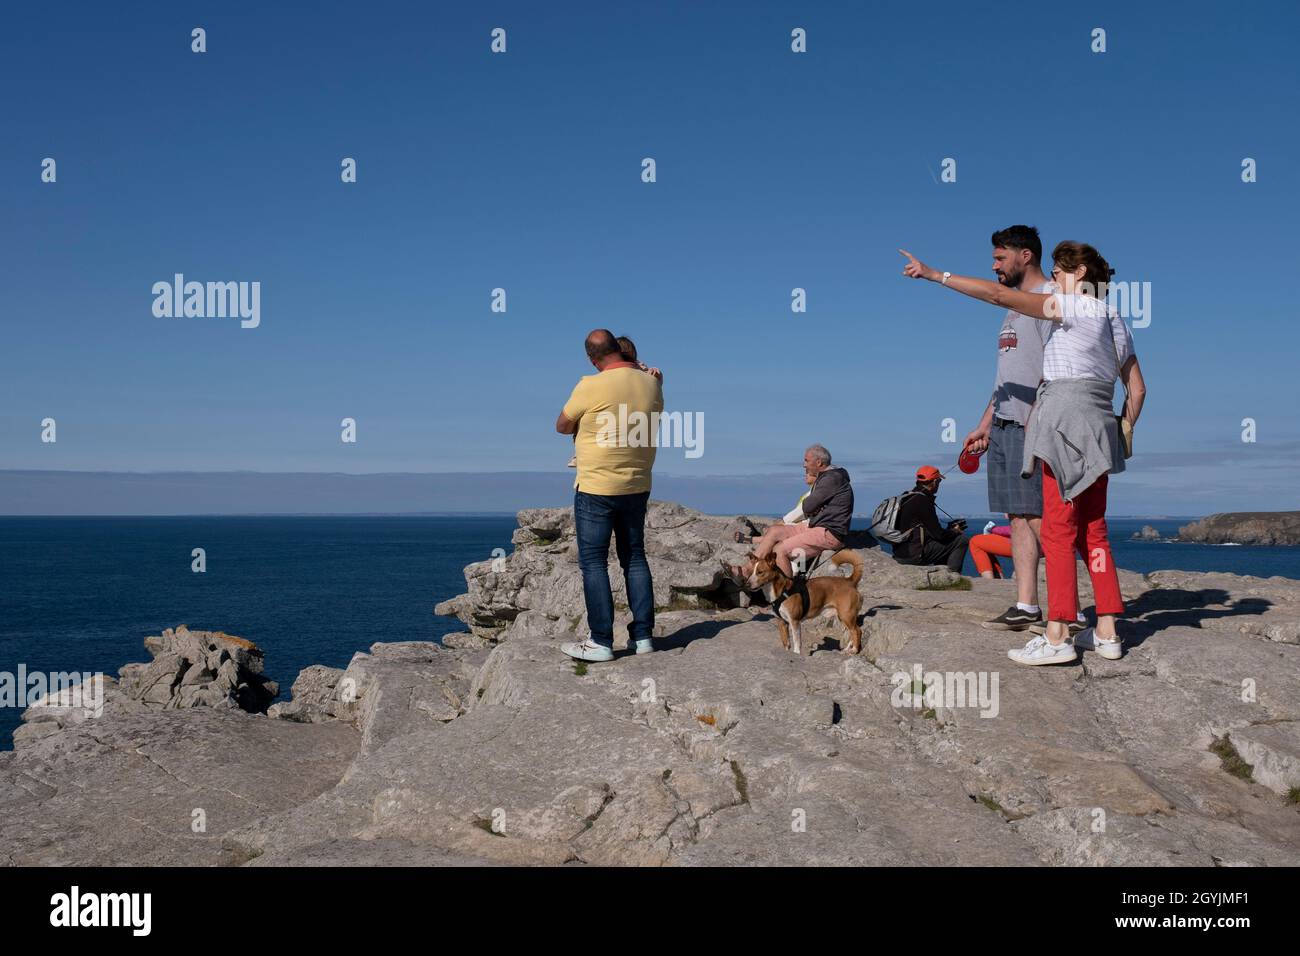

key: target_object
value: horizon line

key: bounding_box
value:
[0,512,1206,519]
[0,467,794,479]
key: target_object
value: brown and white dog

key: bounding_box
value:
[744,549,863,655]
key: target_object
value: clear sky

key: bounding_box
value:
[3,0,1298,515]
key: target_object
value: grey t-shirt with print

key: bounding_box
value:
[991,282,1054,426]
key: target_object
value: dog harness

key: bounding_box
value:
[771,574,810,617]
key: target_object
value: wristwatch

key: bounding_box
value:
[942,271,952,285]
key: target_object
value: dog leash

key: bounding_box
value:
[932,462,968,524]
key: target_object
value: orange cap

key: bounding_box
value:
[916,465,943,482]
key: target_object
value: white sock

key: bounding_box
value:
[1016,603,1040,614]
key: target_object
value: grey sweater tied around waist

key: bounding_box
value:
[1021,377,1126,502]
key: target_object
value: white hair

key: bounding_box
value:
[805,444,831,466]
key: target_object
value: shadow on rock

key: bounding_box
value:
[653,617,752,652]
[862,603,906,620]
[1122,588,1272,646]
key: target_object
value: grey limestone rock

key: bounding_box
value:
[5,502,1299,866]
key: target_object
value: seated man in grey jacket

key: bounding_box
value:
[728,444,854,578]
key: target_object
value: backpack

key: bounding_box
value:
[868,491,922,544]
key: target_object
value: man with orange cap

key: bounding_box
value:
[889,465,970,572]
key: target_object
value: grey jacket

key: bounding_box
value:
[1022,378,1125,502]
[802,466,853,540]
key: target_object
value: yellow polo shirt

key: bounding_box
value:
[563,365,664,496]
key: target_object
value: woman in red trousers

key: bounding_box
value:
[900,242,1146,665]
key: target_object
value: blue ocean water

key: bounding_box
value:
[1055,518,1300,579]
[0,516,517,750]
[3,514,1298,749]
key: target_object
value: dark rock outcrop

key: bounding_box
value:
[13,626,279,750]
[1179,512,1300,546]
[118,626,279,712]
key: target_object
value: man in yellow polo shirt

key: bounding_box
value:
[555,329,664,662]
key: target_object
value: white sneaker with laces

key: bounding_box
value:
[1008,634,1078,666]
[628,637,653,655]
[560,640,614,663]
[1073,628,1123,660]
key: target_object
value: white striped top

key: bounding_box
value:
[1042,292,1136,382]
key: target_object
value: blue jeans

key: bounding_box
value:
[574,490,654,648]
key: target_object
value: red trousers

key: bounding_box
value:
[1041,462,1125,621]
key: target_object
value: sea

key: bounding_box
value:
[3,514,1299,749]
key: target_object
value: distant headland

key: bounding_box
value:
[1178,512,1300,547]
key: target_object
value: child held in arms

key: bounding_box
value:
[568,336,663,467]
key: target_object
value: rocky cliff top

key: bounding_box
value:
[4,501,1299,866]
[1179,512,1300,546]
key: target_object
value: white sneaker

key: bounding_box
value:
[1073,628,1123,660]
[561,640,613,663]
[1008,634,1078,666]
[628,637,653,655]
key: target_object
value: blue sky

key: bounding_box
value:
[2,0,1298,515]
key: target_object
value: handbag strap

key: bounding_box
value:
[1108,308,1130,415]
